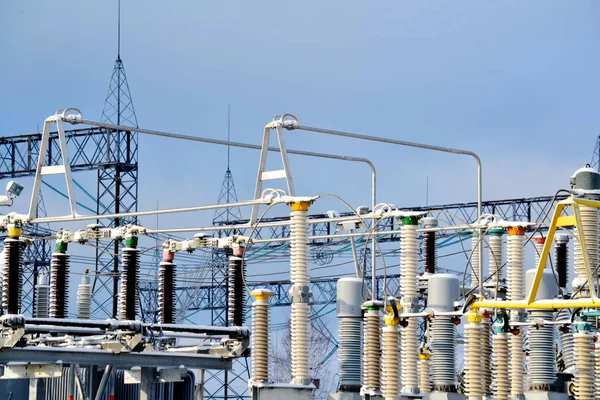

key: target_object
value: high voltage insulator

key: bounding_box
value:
[534,236,546,269]
[50,242,70,319]
[488,228,504,283]
[464,314,485,400]
[555,233,569,292]
[422,217,438,274]
[35,272,50,318]
[159,251,176,324]
[418,353,431,394]
[481,312,492,396]
[289,201,311,385]
[381,315,400,400]
[120,237,139,321]
[3,225,24,315]
[336,278,363,393]
[76,271,92,320]
[470,231,482,289]
[228,247,246,327]
[573,205,598,294]
[362,301,382,396]
[492,315,510,400]
[573,328,595,400]
[506,226,525,399]
[250,289,273,383]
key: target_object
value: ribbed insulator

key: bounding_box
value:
[557,309,575,372]
[492,333,510,400]
[574,205,598,282]
[401,320,419,394]
[595,341,600,400]
[534,240,546,269]
[555,242,569,290]
[464,322,484,399]
[76,274,92,320]
[481,316,492,394]
[470,234,482,289]
[510,331,525,398]
[381,324,400,399]
[290,209,310,384]
[528,310,556,389]
[430,318,456,391]
[363,309,381,392]
[339,318,362,390]
[488,233,504,282]
[3,239,23,314]
[228,256,246,327]
[251,298,270,381]
[507,234,524,301]
[159,261,176,324]
[574,332,595,400]
[419,358,431,394]
[35,273,50,318]
[119,247,139,321]
[423,231,436,274]
[400,224,418,298]
[49,252,70,319]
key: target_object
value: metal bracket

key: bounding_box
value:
[250,114,298,224]
[28,108,82,220]
[2,363,63,379]
[124,366,186,384]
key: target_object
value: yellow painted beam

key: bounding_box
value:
[556,215,576,227]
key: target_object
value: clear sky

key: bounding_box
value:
[1,1,599,230]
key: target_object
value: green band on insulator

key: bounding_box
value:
[55,241,68,252]
[402,216,419,225]
[489,228,505,236]
[125,236,138,248]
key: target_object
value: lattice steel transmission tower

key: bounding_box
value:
[94,0,139,318]
[204,107,250,400]
[591,134,600,171]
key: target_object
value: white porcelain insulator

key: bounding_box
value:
[339,318,362,389]
[431,317,456,389]
[251,299,270,381]
[557,308,575,372]
[507,233,524,301]
[492,333,510,400]
[419,358,431,394]
[76,278,92,320]
[510,331,525,398]
[363,309,381,392]
[574,331,595,400]
[381,324,400,399]
[573,205,598,284]
[35,279,50,319]
[464,322,484,399]
[400,320,419,393]
[470,234,481,289]
[481,316,492,394]
[400,224,418,299]
[527,310,556,388]
[488,234,504,282]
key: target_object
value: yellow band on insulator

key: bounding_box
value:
[507,226,525,236]
[289,201,311,212]
[8,226,21,238]
[251,292,274,301]
[384,315,400,325]
[418,353,432,361]
[466,312,482,323]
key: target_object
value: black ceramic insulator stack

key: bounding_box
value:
[50,252,70,318]
[228,256,247,327]
[423,231,436,274]
[555,240,569,291]
[120,247,139,321]
[159,261,176,324]
[3,239,23,315]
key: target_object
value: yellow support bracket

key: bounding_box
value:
[556,215,576,227]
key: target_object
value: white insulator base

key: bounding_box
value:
[363,310,382,393]
[35,285,50,318]
[251,301,269,382]
[431,318,456,390]
[419,359,431,394]
[556,309,575,372]
[481,317,491,395]
[493,333,510,400]
[528,311,556,389]
[510,331,525,398]
[400,224,418,298]
[464,323,484,399]
[400,321,419,394]
[76,283,92,320]
[291,302,310,384]
[339,318,362,390]
[573,332,595,400]
[595,341,600,400]
[382,325,400,399]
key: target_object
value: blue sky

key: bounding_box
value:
[1,1,600,235]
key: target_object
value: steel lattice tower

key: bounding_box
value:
[204,107,250,400]
[94,0,139,318]
[591,134,600,171]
